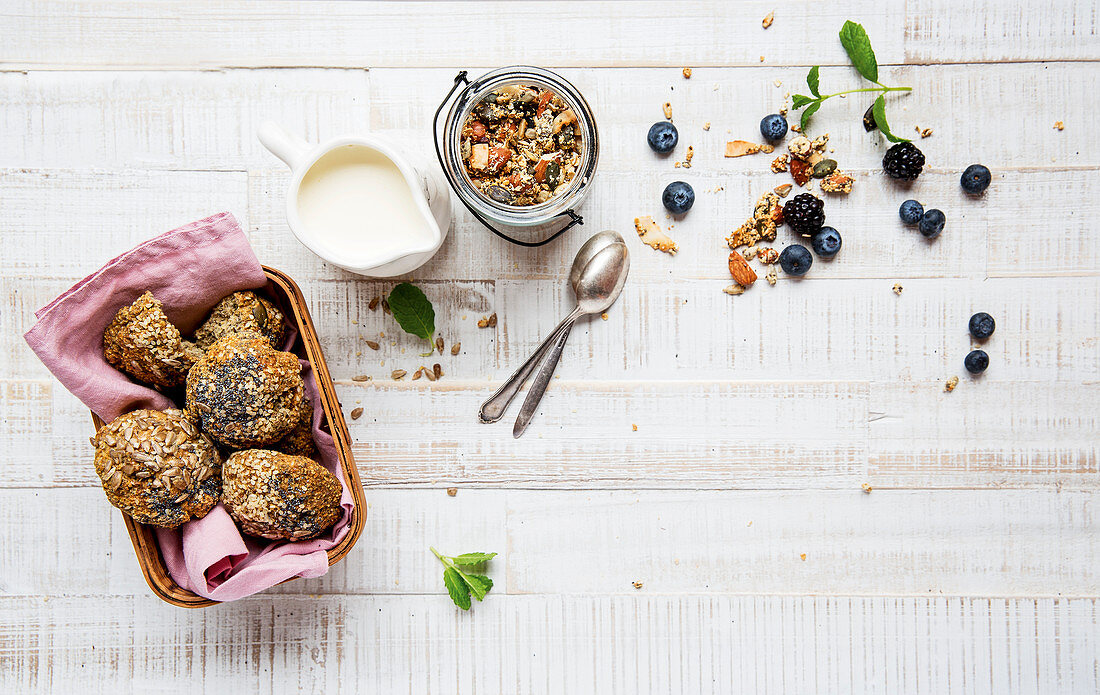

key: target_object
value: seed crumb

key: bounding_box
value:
[861,482,872,494]
[766,270,778,286]
[351,374,369,382]
[703,122,711,131]
[451,342,461,355]
[1054,121,1064,131]
[759,55,765,62]
[366,340,380,350]
[773,79,782,88]
[723,284,746,296]
[892,283,903,295]
[601,313,609,320]
[368,296,380,311]
[674,161,681,168]
[632,581,643,589]
[446,487,457,497]
[945,375,959,392]
[350,319,357,325]
[381,298,391,314]
[435,336,445,354]
[799,553,807,561]
[762,11,774,28]
[355,351,361,357]
[662,102,672,120]
[915,125,933,138]
[350,407,364,420]
[412,368,423,380]
[682,67,692,79]
[632,423,638,432]
[391,369,407,380]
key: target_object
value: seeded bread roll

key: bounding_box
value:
[221,450,342,540]
[91,408,221,527]
[273,392,319,460]
[103,292,200,389]
[185,334,304,448]
[194,291,287,350]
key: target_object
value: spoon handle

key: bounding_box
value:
[513,321,573,438]
[478,306,582,423]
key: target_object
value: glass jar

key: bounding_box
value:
[434,66,599,247]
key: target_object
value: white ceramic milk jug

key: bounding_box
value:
[258,121,452,277]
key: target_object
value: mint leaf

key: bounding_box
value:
[443,567,471,610]
[800,101,821,134]
[791,94,816,109]
[839,20,878,83]
[450,552,497,566]
[388,282,435,344]
[806,66,820,97]
[464,573,493,601]
[871,95,909,143]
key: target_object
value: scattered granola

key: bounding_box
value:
[742,247,757,261]
[726,192,781,249]
[724,140,762,158]
[762,11,774,28]
[681,145,694,168]
[632,424,638,431]
[703,122,711,131]
[799,553,807,561]
[352,374,370,382]
[662,102,672,120]
[600,313,609,320]
[765,270,778,285]
[447,487,458,497]
[915,126,933,138]
[944,376,959,392]
[350,407,363,420]
[634,215,679,254]
[770,154,790,173]
[789,158,811,185]
[773,183,793,197]
[682,67,692,79]
[1054,121,1065,131]
[723,284,746,296]
[861,483,872,494]
[892,283,903,295]
[757,247,779,264]
[821,171,854,194]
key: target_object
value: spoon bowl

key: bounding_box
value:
[572,240,630,316]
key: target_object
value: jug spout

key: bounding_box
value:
[258,121,311,170]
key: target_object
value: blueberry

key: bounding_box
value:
[968,312,996,340]
[811,226,842,258]
[961,164,991,194]
[647,121,678,153]
[779,244,813,276]
[964,349,989,374]
[899,199,924,225]
[918,209,946,238]
[759,114,788,141]
[662,181,695,214]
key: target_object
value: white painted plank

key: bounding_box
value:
[870,382,1100,489]
[0,1,901,69]
[4,489,1097,597]
[0,595,1096,694]
[0,69,370,169]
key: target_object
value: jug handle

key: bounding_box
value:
[258,121,311,170]
[432,72,583,248]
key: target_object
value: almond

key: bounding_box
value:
[724,140,762,158]
[727,251,758,286]
[789,158,811,185]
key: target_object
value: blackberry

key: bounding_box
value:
[782,193,825,236]
[882,142,926,180]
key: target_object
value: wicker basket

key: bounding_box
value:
[89,266,365,607]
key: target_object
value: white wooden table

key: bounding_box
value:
[2,1,1098,692]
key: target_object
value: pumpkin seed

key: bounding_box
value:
[487,185,514,204]
[451,342,461,356]
[252,300,268,325]
[812,159,837,178]
[545,161,562,187]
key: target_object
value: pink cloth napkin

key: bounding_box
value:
[24,212,355,602]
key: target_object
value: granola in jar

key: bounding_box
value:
[460,84,582,206]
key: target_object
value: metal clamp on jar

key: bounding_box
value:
[433,66,599,248]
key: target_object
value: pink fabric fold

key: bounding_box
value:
[24,212,355,602]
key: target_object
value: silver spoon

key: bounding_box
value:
[512,238,629,437]
[478,231,630,425]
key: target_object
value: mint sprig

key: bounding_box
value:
[388,282,436,356]
[431,547,496,611]
[791,20,912,141]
